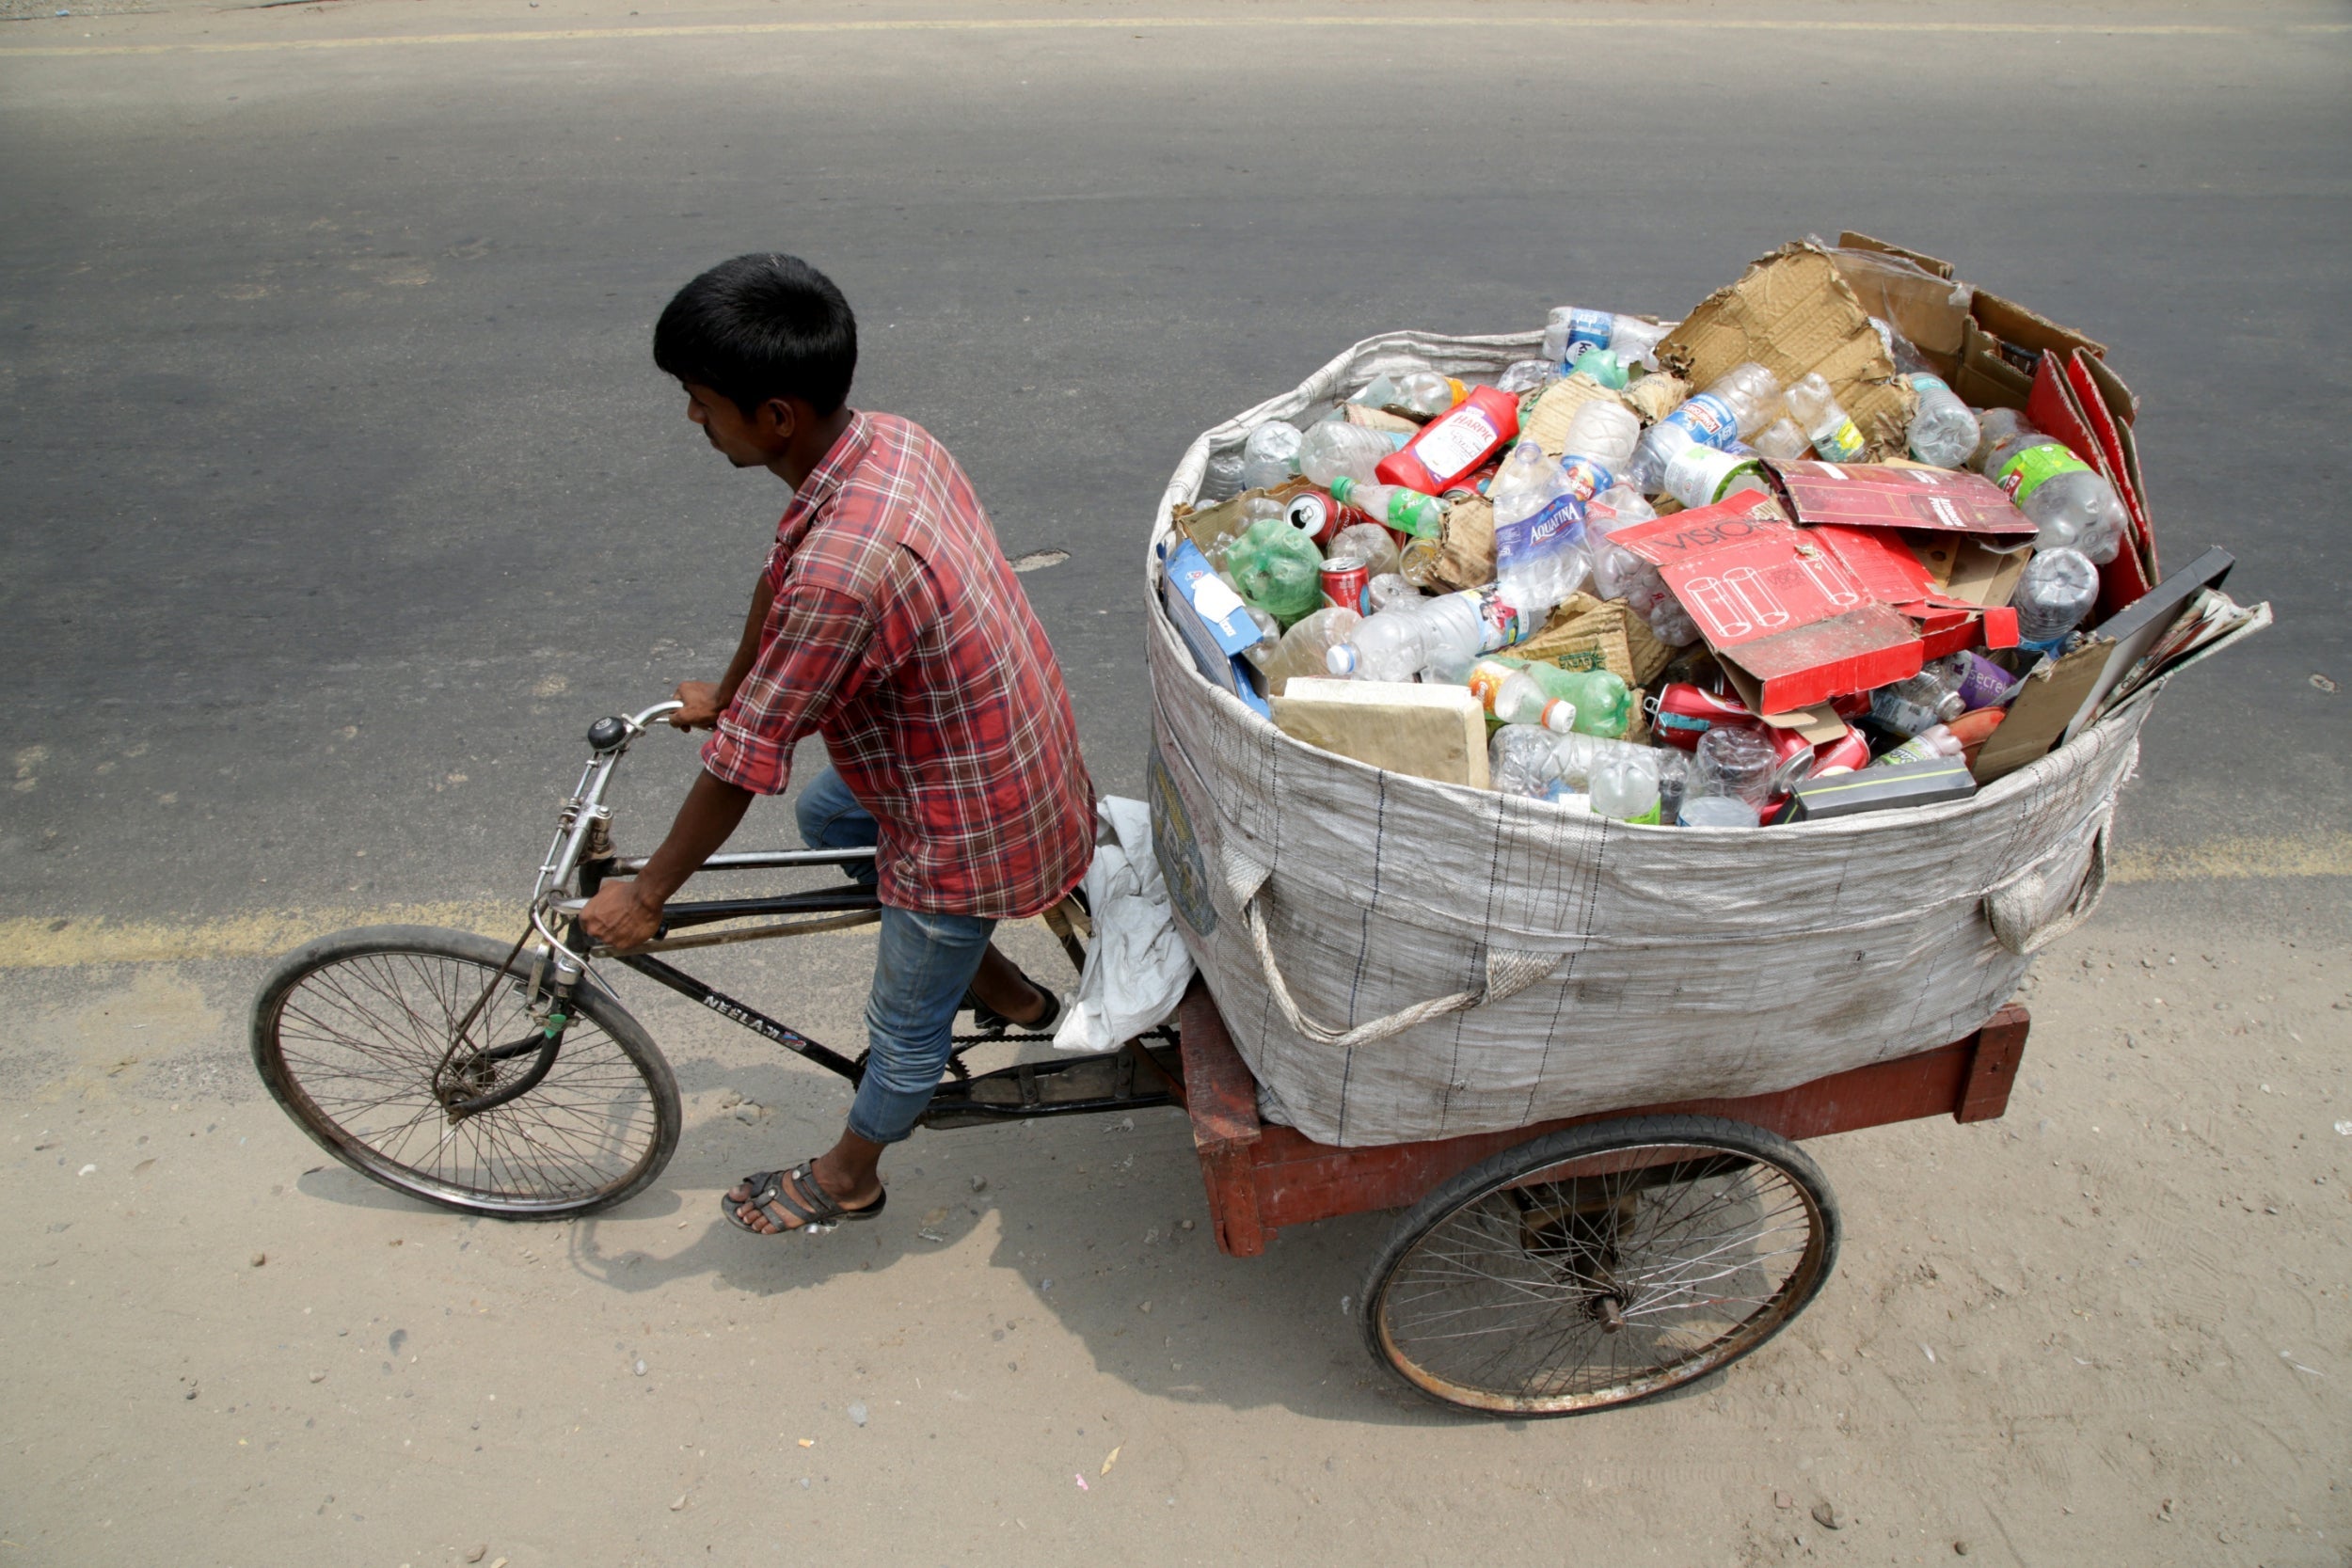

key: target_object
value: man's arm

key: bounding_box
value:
[670,572,777,730]
[578,768,753,948]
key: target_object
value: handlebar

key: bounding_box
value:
[587,700,689,753]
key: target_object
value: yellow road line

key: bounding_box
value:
[0,832,2344,968]
[2106,832,2352,886]
[0,14,2314,60]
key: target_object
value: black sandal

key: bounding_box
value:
[961,973,1062,1037]
[720,1162,887,1236]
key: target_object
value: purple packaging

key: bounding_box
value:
[1955,649,2020,710]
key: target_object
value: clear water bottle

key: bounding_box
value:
[1994,445,2128,563]
[1324,599,1432,682]
[1629,390,1745,495]
[1868,656,1967,736]
[1357,371,1457,418]
[1705,361,1788,441]
[1497,358,1558,396]
[1753,418,1812,463]
[1590,752,1662,823]
[1905,372,1981,469]
[1968,407,2038,474]
[1366,573,1416,613]
[1692,725,1778,807]
[1662,444,1770,511]
[2010,547,2101,654]
[1487,442,1590,616]
[1253,607,1360,696]
[1239,420,1303,491]
[1297,420,1402,489]
[1559,401,1641,499]
[1784,372,1867,463]
[1327,476,1445,542]
[1542,308,1671,374]
[1236,606,1283,670]
[1489,725,1565,799]
[1679,795,1762,828]
[1873,723,1964,768]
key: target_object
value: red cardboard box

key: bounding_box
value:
[1766,460,2039,541]
[1613,491,2017,711]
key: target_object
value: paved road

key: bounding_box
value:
[3,0,2348,927]
[3,8,2349,1567]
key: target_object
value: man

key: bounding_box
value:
[580,253,1096,1237]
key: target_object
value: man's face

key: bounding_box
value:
[682,382,787,468]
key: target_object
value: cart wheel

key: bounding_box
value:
[1360,1114,1838,1417]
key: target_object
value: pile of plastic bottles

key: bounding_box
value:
[1192,302,2129,827]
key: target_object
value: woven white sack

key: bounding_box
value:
[1145,328,2146,1148]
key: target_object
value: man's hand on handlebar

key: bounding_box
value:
[669,680,724,730]
[580,879,665,950]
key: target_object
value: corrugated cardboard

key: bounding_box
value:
[1912,536,2030,614]
[1273,678,1488,788]
[1344,404,1421,436]
[1515,592,1676,687]
[1954,314,2034,411]
[1970,641,2110,783]
[1520,373,1629,457]
[1828,233,1971,373]
[1621,372,1692,425]
[1428,493,1496,593]
[1656,241,1915,459]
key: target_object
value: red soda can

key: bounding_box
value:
[1284,491,1342,547]
[1320,556,1371,615]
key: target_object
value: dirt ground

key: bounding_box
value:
[1,877,2344,1568]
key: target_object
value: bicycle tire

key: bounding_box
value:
[1360,1114,1839,1417]
[251,925,681,1219]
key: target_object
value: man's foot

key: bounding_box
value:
[722,1161,886,1236]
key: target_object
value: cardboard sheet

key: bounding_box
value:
[1656,241,1915,459]
[1272,678,1488,788]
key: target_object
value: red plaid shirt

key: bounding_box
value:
[702,412,1096,918]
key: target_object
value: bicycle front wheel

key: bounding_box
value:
[251,925,680,1218]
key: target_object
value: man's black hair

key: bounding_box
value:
[653,253,857,417]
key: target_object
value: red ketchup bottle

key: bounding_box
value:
[1375,386,1520,496]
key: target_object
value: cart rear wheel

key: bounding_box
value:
[1361,1114,1837,1417]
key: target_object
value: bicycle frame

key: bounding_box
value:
[510,702,1182,1128]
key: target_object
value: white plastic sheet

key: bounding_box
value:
[1052,797,1196,1054]
[1145,328,2146,1147]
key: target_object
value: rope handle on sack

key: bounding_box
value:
[1239,890,1560,1053]
[1983,818,2112,957]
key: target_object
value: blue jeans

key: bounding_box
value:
[796,768,996,1146]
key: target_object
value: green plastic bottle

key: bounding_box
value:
[1220,515,1326,628]
[1520,660,1633,738]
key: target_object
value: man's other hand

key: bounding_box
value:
[670,680,724,729]
[580,880,663,949]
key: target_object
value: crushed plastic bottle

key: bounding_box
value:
[1489,725,1565,799]
[1707,361,1788,441]
[1251,606,1359,697]
[1783,372,1867,463]
[1323,597,1432,683]
[1691,724,1778,808]
[1905,372,1981,469]
[1296,420,1403,489]
[1753,418,1812,464]
[1968,407,2038,474]
[1239,420,1303,491]
[1486,441,1590,615]
[2010,546,2101,655]
[1558,400,1641,500]
[1496,358,1558,396]
[1222,515,1327,627]
[1366,572,1417,613]
[1325,521,1403,578]
[1326,586,1532,681]
[1589,752,1662,823]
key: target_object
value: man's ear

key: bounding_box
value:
[755,396,799,447]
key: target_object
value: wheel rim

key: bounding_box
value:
[1374,1141,1828,1414]
[268,947,663,1212]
